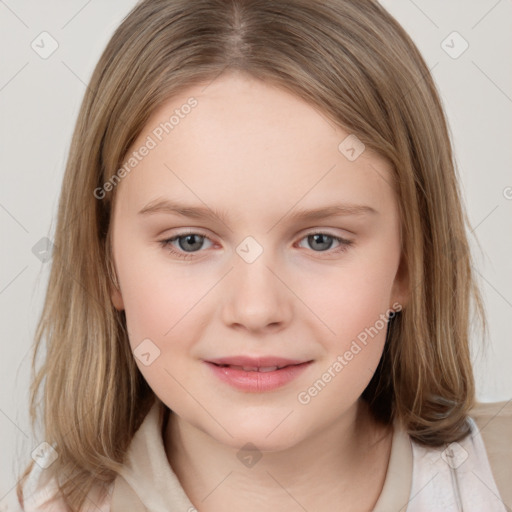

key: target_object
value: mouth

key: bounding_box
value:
[210,363,293,372]
[206,355,311,370]
[205,360,314,392]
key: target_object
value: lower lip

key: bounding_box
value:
[204,361,313,392]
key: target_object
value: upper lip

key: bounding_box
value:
[206,356,311,368]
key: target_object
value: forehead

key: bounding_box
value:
[114,72,397,219]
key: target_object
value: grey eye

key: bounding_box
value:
[176,234,207,252]
[304,233,336,251]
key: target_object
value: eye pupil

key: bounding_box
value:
[308,233,333,251]
[179,234,204,252]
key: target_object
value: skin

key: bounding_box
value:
[110,70,409,511]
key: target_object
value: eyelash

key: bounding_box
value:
[159,230,354,260]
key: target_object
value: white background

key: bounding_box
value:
[1,0,511,506]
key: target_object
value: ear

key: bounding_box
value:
[390,252,409,310]
[107,256,125,311]
[111,285,125,311]
[106,239,125,311]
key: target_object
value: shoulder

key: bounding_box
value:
[405,404,511,511]
[469,399,512,453]
[469,399,512,509]
[469,399,512,425]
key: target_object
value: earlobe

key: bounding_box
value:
[108,263,124,310]
[391,254,410,310]
[111,287,125,311]
[106,242,124,310]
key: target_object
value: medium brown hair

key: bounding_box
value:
[18,0,486,509]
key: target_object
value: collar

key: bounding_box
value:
[111,398,413,511]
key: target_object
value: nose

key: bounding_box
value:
[220,248,292,333]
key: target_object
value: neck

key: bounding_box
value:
[164,399,393,512]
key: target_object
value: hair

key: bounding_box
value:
[17,0,487,510]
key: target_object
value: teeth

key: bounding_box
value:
[222,365,281,372]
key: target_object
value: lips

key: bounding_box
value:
[205,359,314,392]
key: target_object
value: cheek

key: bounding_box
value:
[117,246,208,344]
[116,253,210,405]
[292,246,398,403]
[303,258,397,346]
[295,267,393,413]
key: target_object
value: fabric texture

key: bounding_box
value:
[13,399,512,511]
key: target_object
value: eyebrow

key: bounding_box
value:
[138,198,378,223]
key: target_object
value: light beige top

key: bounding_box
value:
[19,399,512,511]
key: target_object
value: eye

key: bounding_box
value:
[296,231,353,255]
[159,230,213,260]
[159,230,354,260]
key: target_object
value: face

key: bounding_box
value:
[109,71,408,451]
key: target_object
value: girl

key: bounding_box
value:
[14,0,512,511]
